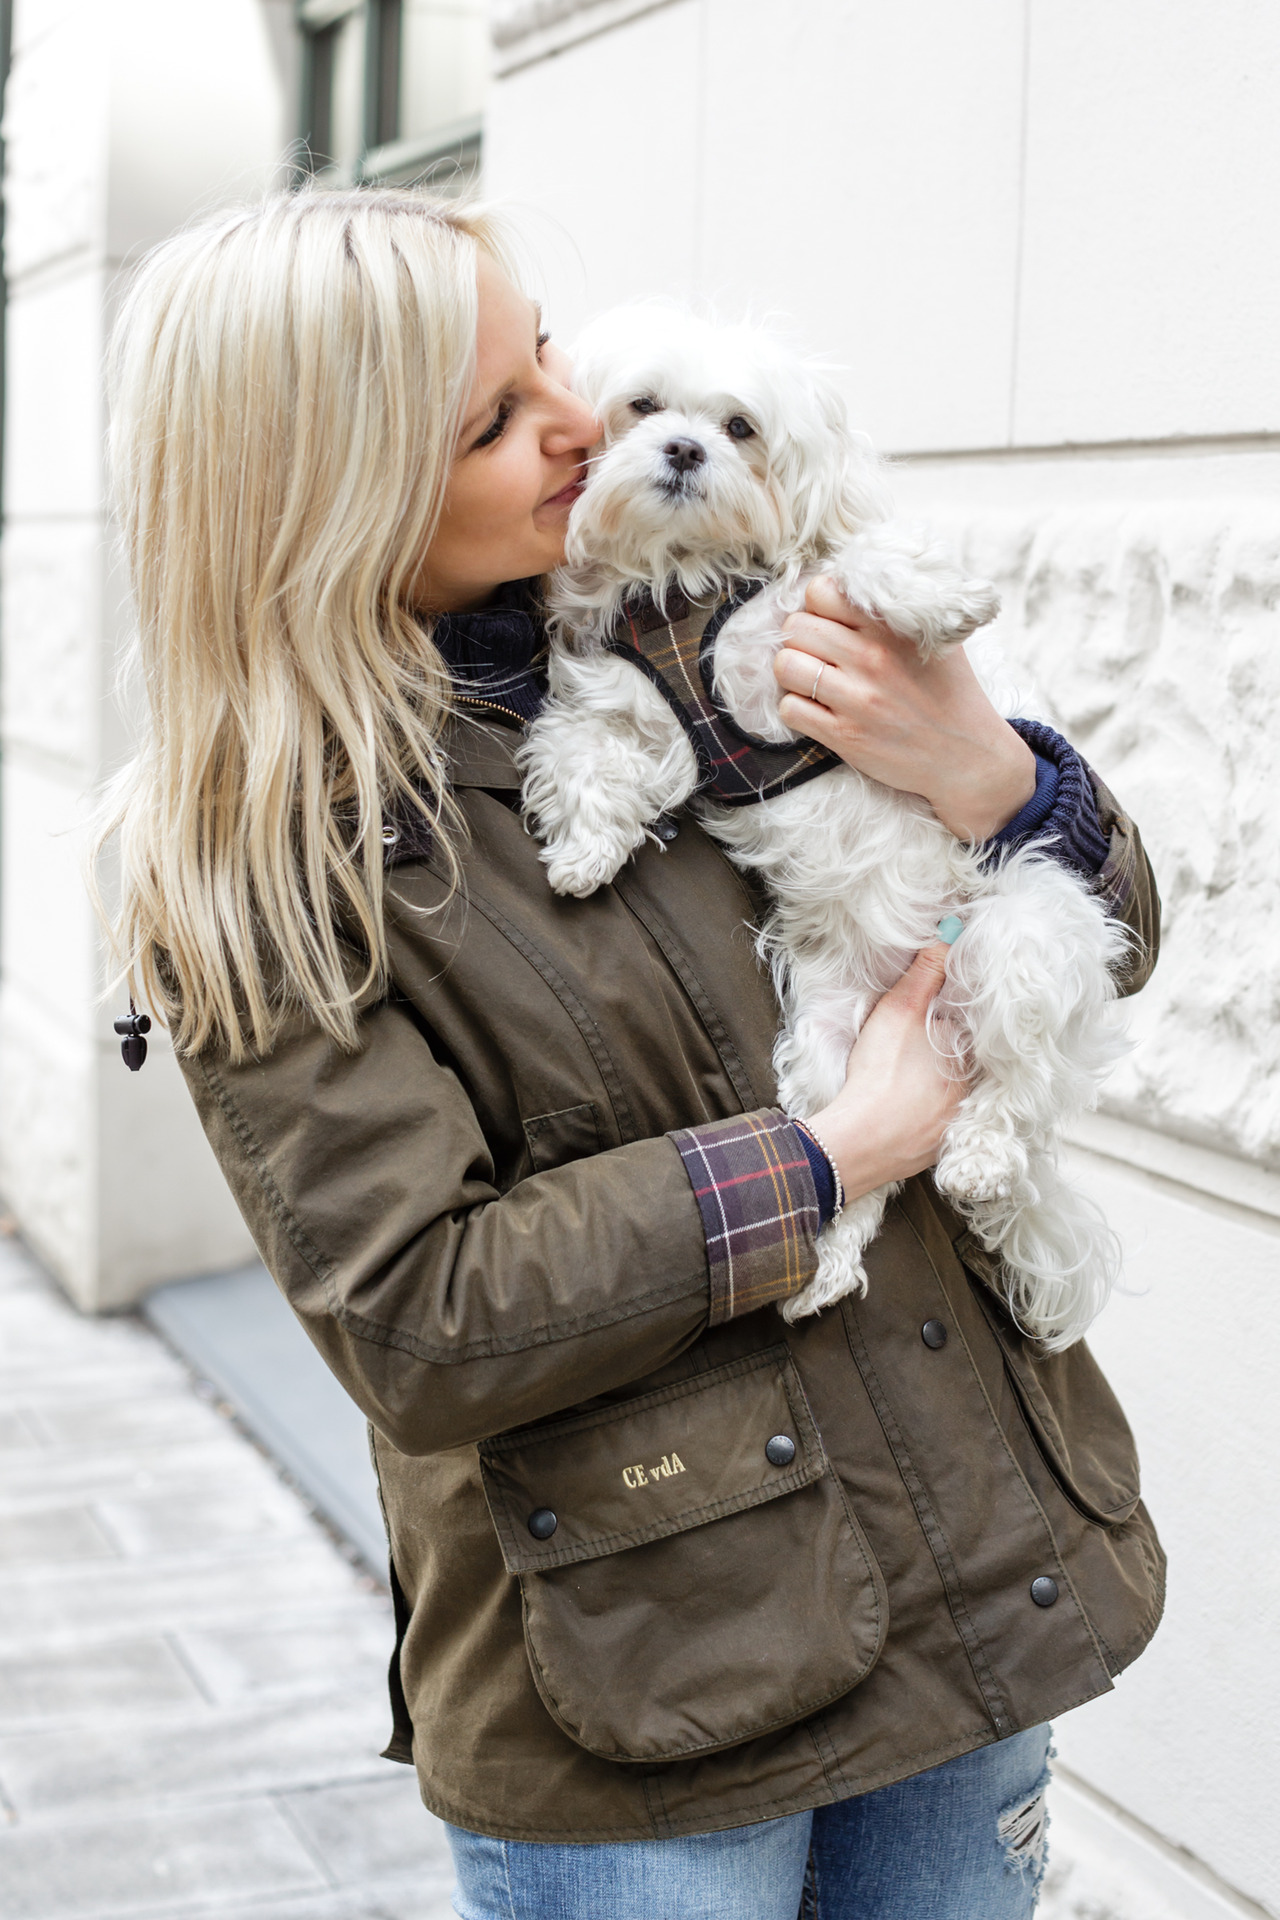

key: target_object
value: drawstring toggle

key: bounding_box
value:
[114,1002,151,1071]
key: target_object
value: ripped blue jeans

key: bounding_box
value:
[447,1723,1053,1920]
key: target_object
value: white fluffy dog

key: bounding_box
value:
[518,307,1126,1348]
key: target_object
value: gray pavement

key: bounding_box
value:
[144,1265,386,1574]
[0,1231,457,1920]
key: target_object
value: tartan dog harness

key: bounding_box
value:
[601,579,840,806]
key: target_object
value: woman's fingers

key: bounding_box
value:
[882,944,951,1014]
[771,593,1037,839]
[804,573,872,626]
[774,644,838,712]
[801,943,965,1201]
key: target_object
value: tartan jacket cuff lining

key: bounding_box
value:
[669,1109,821,1326]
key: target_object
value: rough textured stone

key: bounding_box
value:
[940,503,1280,1173]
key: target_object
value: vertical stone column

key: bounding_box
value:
[0,0,295,1310]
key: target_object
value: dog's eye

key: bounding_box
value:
[725,416,755,441]
[630,396,661,415]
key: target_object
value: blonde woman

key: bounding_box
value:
[102,188,1163,1920]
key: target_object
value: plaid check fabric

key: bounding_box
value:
[602,583,840,806]
[669,1109,821,1324]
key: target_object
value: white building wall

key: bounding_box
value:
[0,0,295,1309]
[486,5,1280,1916]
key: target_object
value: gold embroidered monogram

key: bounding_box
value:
[622,1454,686,1490]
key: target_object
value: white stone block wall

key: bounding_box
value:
[0,0,296,1309]
[485,3,1280,1914]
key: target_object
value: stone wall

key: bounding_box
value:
[950,500,1280,1169]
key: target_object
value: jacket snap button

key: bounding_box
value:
[765,1434,796,1467]
[1030,1576,1059,1608]
[527,1509,558,1540]
[652,814,679,843]
[921,1320,948,1349]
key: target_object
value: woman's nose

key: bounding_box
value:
[549,389,602,451]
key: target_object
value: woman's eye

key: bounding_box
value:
[726,416,755,441]
[536,330,551,362]
[630,396,661,415]
[473,401,513,449]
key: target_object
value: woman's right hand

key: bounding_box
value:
[804,946,967,1203]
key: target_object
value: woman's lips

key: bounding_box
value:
[542,472,585,510]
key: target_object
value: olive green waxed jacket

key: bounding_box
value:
[178,709,1165,1843]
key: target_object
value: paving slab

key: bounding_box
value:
[176,1613,393,1707]
[0,1436,276,1505]
[0,1502,120,1562]
[0,1692,393,1814]
[0,1635,207,1727]
[0,1233,455,1919]
[145,1266,386,1573]
[109,1866,452,1920]
[0,1538,363,1653]
[0,1800,327,1919]
[277,1775,456,1885]
[0,1406,41,1451]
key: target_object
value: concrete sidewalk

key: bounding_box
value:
[0,1231,456,1920]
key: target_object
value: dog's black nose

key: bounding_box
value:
[663,436,706,473]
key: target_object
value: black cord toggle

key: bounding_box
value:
[114,1000,151,1071]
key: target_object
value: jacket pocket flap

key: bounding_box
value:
[960,1276,1143,1527]
[479,1345,824,1573]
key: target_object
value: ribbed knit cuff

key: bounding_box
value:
[987,719,1111,877]
[669,1109,821,1325]
[794,1125,839,1229]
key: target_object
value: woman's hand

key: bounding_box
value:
[804,947,967,1203]
[773,577,1036,842]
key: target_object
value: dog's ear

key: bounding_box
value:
[569,304,678,422]
[779,370,889,560]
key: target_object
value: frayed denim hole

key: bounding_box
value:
[997,1761,1052,1891]
[798,1841,819,1920]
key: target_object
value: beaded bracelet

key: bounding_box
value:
[792,1117,846,1220]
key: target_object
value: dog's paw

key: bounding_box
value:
[934,1150,1015,1206]
[826,528,1000,660]
[541,839,629,898]
[782,1260,868,1323]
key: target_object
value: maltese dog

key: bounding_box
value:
[517,306,1127,1348]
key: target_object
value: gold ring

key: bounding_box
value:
[810,664,825,702]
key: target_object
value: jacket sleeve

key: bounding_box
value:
[990,722,1160,1000]
[177,1003,819,1457]
[1089,776,1161,997]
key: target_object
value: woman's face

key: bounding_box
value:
[416,255,601,612]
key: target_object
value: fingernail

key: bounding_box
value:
[936,914,964,945]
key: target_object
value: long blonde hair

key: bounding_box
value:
[98,187,510,1062]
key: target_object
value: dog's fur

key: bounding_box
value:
[518,306,1127,1347]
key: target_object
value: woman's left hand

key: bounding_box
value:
[773,576,1037,842]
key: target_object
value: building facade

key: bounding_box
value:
[0,3,1276,1914]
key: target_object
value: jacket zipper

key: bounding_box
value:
[457,694,527,726]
